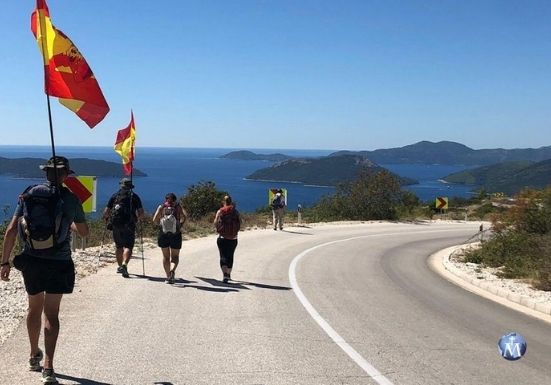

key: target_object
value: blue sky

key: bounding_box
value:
[1,0,550,151]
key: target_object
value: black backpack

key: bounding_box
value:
[19,184,66,251]
[110,189,134,228]
[271,195,283,209]
[216,208,241,238]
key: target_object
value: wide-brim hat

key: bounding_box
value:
[120,177,134,189]
[39,156,75,174]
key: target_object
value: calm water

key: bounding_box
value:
[0,146,474,219]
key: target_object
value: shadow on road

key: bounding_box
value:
[195,276,291,291]
[279,229,313,235]
[56,373,112,385]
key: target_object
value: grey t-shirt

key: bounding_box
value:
[14,184,86,260]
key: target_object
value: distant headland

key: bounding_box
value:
[0,157,147,178]
[221,140,551,192]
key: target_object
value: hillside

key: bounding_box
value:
[443,160,551,194]
[246,155,417,186]
[330,141,551,166]
[0,157,147,178]
[220,150,292,162]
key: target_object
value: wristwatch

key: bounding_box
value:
[0,261,10,267]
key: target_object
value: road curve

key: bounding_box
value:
[0,222,549,384]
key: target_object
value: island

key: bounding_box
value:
[220,150,293,162]
[246,154,417,187]
[0,157,147,178]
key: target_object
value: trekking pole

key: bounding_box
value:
[139,223,145,276]
[98,226,107,267]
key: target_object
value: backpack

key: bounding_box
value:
[160,204,178,234]
[18,184,66,251]
[110,189,134,228]
[271,195,283,209]
[216,207,241,238]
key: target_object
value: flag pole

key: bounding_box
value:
[37,4,58,186]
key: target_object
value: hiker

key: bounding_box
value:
[152,193,187,284]
[103,177,144,278]
[214,195,241,283]
[0,156,89,385]
[271,189,286,230]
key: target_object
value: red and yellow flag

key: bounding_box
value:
[31,0,109,128]
[114,112,136,175]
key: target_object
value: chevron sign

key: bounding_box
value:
[435,197,448,210]
[64,176,97,213]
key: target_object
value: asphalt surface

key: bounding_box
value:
[1,222,550,384]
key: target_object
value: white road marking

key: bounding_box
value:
[289,235,395,385]
[288,228,473,385]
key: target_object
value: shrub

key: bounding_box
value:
[180,181,227,220]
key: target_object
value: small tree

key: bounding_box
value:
[180,181,227,220]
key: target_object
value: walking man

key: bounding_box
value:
[103,177,144,278]
[271,189,286,230]
[152,193,187,284]
[1,156,89,385]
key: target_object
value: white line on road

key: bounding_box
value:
[289,235,396,385]
[289,228,475,384]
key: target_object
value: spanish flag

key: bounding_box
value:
[31,0,109,128]
[114,112,136,176]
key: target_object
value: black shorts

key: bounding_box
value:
[21,256,75,295]
[158,231,182,249]
[113,226,136,249]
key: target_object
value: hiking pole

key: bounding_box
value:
[139,223,145,276]
[98,225,107,268]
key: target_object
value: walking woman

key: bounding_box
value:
[153,193,187,284]
[214,195,241,283]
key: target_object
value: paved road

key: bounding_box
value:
[1,222,550,384]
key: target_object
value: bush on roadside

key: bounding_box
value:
[180,181,227,220]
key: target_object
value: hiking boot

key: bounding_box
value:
[29,349,43,371]
[116,266,124,274]
[42,368,58,384]
[168,271,175,284]
[121,265,129,278]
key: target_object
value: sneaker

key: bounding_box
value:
[42,368,58,384]
[116,266,124,274]
[29,349,43,371]
[168,271,175,284]
[121,265,129,278]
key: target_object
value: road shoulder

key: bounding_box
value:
[429,244,551,324]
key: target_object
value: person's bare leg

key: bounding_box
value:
[161,248,170,278]
[27,293,45,359]
[123,248,132,265]
[115,247,124,267]
[170,249,180,273]
[42,293,63,370]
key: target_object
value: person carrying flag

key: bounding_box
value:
[1,156,89,385]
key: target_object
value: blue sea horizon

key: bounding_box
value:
[0,145,474,219]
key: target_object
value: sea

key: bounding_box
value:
[0,145,474,220]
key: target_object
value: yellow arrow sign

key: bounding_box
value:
[435,197,448,210]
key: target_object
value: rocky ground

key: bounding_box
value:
[445,243,551,306]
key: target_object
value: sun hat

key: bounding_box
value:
[39,156,75,174]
